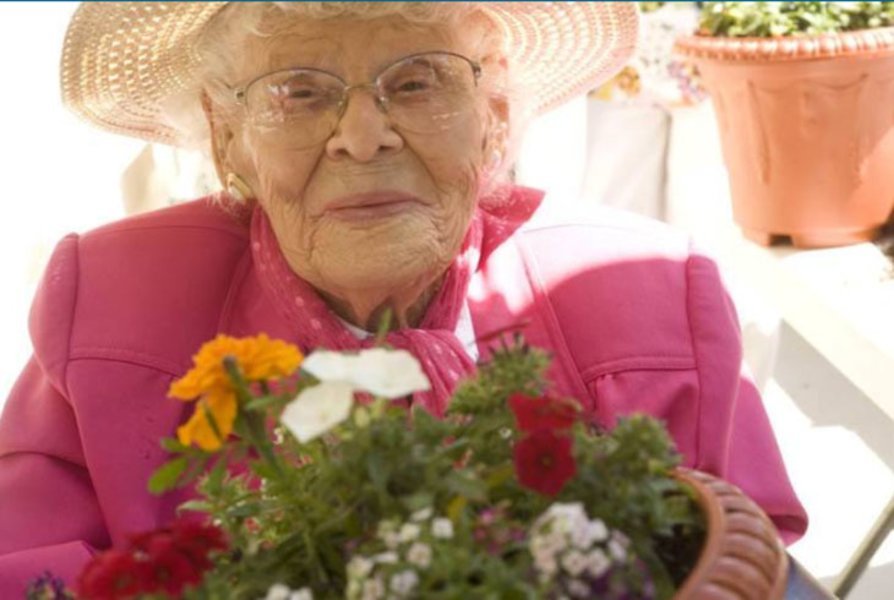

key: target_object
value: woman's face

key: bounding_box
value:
[213,13,500,297]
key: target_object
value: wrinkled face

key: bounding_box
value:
[212,13,503,297]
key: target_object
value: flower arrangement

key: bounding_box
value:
[29,333,705,599]
[698,1,894,38]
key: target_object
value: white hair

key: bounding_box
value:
[159,2,532,191]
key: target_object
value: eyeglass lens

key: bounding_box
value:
[243,53,479,145]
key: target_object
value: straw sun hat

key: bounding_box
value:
[61,2,639,147]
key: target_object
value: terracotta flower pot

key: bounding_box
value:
[676,29,894,248]
[674,468,788,600]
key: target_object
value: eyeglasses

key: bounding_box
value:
[231,51,482,147]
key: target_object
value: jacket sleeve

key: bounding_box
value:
[685,251,808,544]
[0,235,109,597]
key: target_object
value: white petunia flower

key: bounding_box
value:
[280,381,354,442]
[282,348,430,443]
[302,348,430,398]
[406,542,432,568]
[389,570,420,597]
[431,518,454,539]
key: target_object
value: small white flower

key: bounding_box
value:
[289,589,314,600]
[539,531,566,556]
[361,576,385,600]
[280,381,354,442]
[347,556,374,580]
[608,537,627,561]
[586,548,611,578]
[561,550,588,577]
[567,579,591,599]
[399,523,421,543]
[530,533,563,562]
[431,518,454,539]
[410,507,433,522]
[389,569,420,597]
[547,503,586,526]
[382,531,401,550]
[570,518,608,549]
[302,348,430,398]
[406,542,432,568]
[533,503,585,540]
[373,551,399,564]
[377,519,402,549]
[264,583,291,600]
[534,552,559,579]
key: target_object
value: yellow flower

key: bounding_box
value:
[177,389,237,451]
[169,334,303,450]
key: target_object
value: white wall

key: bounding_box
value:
[0,3,144,403]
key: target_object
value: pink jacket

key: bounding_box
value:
[0,196,807,596]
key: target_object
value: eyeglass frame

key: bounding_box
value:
[229,50,484,126]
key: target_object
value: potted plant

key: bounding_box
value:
[27,335,789,599]
[675,1,894,248]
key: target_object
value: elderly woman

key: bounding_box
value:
[0,2,807,594]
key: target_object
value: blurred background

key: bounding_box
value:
[0,3,892,597]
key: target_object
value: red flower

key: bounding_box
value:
[169,520,229,568]
[139,532,204,595]
[77,550,148,600]
[77,519,227,600]
[513,429,577,496]
[508,393,578,432]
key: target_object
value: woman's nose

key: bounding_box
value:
[325,90,403,162]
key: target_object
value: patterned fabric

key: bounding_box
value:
[592,3,706,108]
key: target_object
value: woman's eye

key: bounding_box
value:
[286,87,322,100]
[396,80,430,93]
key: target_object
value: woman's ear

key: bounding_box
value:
[201,89,236,188]
[482,94,510,171]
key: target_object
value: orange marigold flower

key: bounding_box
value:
[176,390,237,452]
[169,334,302,451]
[169,334,303,400]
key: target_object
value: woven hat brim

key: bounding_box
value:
[61,2,638,147]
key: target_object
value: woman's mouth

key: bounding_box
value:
[323,192,423,222]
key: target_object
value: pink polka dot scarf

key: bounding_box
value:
[250,185,544,416]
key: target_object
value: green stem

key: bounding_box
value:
[224,357,283,477]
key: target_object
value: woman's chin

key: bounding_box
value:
[313,243,443,292]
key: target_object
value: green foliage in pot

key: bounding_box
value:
[699,1,894,37]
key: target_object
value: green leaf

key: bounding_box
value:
[244,395,284,412]
[444,471,487,502]
[148,456,189,494]
[177,500,214,514]
[160,437,188,453]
